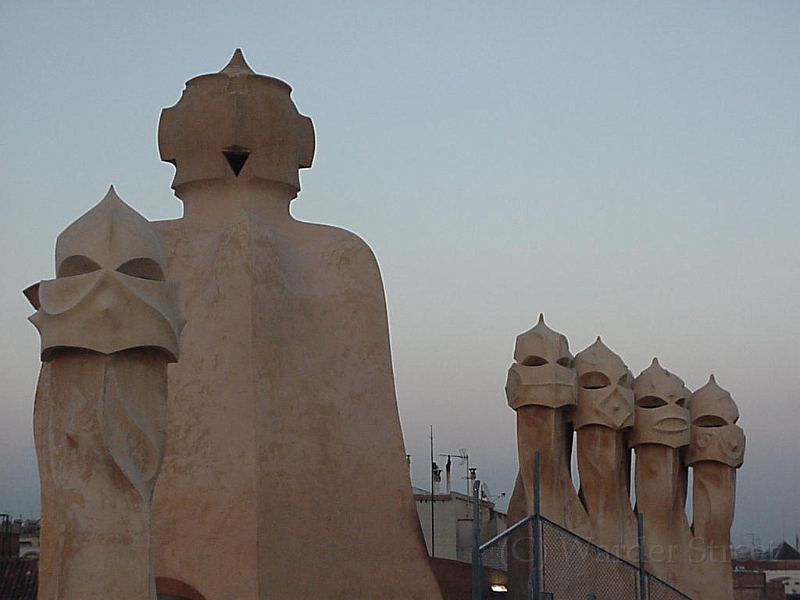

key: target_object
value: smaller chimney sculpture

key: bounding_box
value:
[630,358,695,594]
[504,317,745,600]
[573,337,638,556]
[505,314,588,532]
[25,188,184,600]
[504,315,589,598]
[686,375,745,599]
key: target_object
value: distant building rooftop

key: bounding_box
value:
[0,557,38,600]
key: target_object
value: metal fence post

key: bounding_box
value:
[471,479,482,600]
[472,479,483,600]
[528,451,543,600]
[637,512,648,600]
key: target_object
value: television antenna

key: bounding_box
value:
[439,448,470,494]
[480,481,506,505]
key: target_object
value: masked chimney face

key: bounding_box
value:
[630,358,690,448]
[685,375,745,467]
[26,188,184,361]
[506,314,576,410]
[158,49,315,194]
[573,338,634,430]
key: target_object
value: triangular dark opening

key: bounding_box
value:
[223,150,250,176]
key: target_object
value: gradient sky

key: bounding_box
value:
[1,1,798,550]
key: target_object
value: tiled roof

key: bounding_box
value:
[0,558,38,600]
[735,557,800,571]
[773,541,800,561]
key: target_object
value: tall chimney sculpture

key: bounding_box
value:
[630,358,695,596]
[573,337,638,556]
[26,187,184,600]
[504,315,589,599]
[686,375,745,600]
[151,50,441,599]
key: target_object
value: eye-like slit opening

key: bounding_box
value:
[693,415,727,428]
[521,355,548,367]
[636,396,667,409]
[58,255,102,278]
[578,371,611,390]
[117,258,165,281]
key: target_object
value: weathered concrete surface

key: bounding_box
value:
[34,351,168,600]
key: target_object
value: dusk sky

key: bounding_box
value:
[1,1,798,551]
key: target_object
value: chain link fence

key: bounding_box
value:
[472,452,696,600]
[539,518,640,599]
[476,503,691,600]
[646,576,691,600]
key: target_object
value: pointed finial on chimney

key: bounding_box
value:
[220,48,255,75]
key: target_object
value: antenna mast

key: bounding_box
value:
[429,425,435,557]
